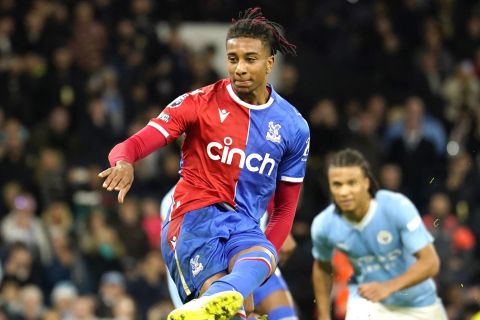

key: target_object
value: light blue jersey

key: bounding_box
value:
[311,190,438,308]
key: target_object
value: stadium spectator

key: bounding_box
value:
[50,281,78,319]
[41,201,73,236]
[78,208,125,285]
[423,192,476,286]
[70,295,97,320]
[386,97,444,207]
[443,151,480,220]
[18,285,44,320]
[0,279,22,319]
[95,271,126,318]
[29,107,77,161]
[442,61,480,125]
[112,295,137,320]
[34,148,68,207]
[140,197,162,250]
[113,197,150,262]
[70,2,107,73]
[44,231,92,295]
[126,250,170,319]
[0,193,52,264]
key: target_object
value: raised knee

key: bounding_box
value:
[236,250,276,277]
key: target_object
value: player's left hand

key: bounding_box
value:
[358,281,393,302]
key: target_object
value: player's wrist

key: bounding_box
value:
[383,279,399,295]
[116,160,133,167]
[316,306,331,320]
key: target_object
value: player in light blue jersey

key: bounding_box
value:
[161,186,299,320]
[311,149,447,320]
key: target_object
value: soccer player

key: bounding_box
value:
[160,187,299,320]
[98,7,310,320]
[311,149,448,320]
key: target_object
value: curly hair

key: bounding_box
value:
[227,7,297,56]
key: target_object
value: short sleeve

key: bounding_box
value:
[392,194,434,254]
[277,118,310,183]
[148,92,200,143]
[311,213,334,261]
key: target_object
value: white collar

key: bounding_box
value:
[226,83,274,110]
[342,199,377,230]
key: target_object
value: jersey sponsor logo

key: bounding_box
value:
[352,248,402,273]
[190,255,204,277]
[206,137,276,175]
[266,121,281,143]
[158,112,170,123]
[377,230,393,245]
[218,108,230,123]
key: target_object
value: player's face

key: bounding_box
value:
[328,166,371,220]
[226,37,274,101]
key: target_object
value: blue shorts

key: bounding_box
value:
[161,204,278,302]
[253,269,289,306]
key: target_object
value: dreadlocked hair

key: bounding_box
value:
[227,7,297,56]
[329,148,379,197]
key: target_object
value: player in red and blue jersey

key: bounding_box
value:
[98,7,309,320]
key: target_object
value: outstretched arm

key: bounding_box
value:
[359,243,440,302]
[98,124,167,203]
[313,260,334,320]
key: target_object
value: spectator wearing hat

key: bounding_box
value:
[96,271,126,318]
[50,281,78,320]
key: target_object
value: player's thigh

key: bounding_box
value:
[161,205,232,302]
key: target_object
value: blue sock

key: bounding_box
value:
[269,306,298,320]
[204,251,273,299]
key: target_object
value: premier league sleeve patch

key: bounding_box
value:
[167,93,189,108]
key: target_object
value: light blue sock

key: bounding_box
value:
[204,251,273,299]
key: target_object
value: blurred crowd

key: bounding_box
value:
[0,0,479,319]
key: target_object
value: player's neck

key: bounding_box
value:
[344,197,371,222]
[236,85,270,105]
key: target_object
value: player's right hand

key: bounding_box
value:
[98,160,134,204]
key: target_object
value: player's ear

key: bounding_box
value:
[364,176,370,190]
[266,55,274,74]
